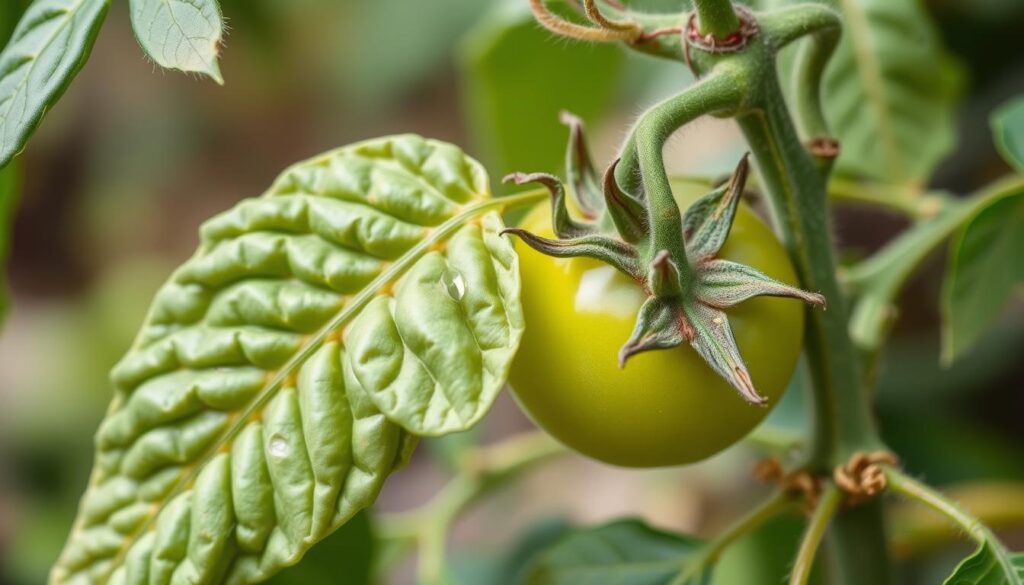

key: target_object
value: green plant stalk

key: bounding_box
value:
[669,490,795,585]
[791,483,841,585]
[886,468,1022,580]
[693,0,742,38]
[730,43,891,585]
[378,432,565,583]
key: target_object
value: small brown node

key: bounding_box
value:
[684,5,760,54]
[807,137,841,159]
[833,451,899,506]
[754,457,823,513]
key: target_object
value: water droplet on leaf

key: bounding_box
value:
[268,434,290,458]
[441,269,466,301]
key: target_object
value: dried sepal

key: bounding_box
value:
[698,259,827,309]
[504,172,595,239]
[683,302,766,405]
[683,153,749,261]
[603,158,649,243]
[560,111,603,218]
[619,297,688,367]
[502,228,640,277]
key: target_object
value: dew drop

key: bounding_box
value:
[268,434,290,458]
[441,269,466,301]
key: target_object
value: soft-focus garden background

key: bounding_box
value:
[1,1,1023,583]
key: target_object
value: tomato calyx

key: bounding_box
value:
[503,114,825,405]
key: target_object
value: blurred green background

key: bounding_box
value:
[1,1,1023,583]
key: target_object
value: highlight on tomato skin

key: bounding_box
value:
[508,182,806,467]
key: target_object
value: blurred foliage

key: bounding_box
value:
[265,512,375,585]
[459,0,624,183]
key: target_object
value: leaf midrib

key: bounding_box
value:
[0,0,92,143]
[90,193,509,580]
[837,0,903,178]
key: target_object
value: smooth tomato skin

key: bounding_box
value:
[508,182,805,467]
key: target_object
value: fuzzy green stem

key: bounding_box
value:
[669,490,795,585]
[790,483,841,585]
[693,0,742,38]
[885,468,989,544]
[616,70,745,269]
[727,36,890,584]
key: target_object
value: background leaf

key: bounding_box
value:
[991,96,1024,172]
[0,0,109,169]
[264,511,374,585]
[943,542,1023,585]
[0,162,17,324]
[51,135,523,584]
[527,519,704,585]
[941,190,1024,364]
[823,0,963,184]
[458,0,624,182]
[128,0,225,84]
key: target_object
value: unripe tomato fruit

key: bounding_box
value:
[508,180,804,467]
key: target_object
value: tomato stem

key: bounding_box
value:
[790,483,841,585]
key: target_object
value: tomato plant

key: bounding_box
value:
[1,0,1023,585]
[510,181,805,467]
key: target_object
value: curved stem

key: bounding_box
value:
[845,175,1024,353]
[669,490,795,585]
[693,0,741,38]
[885,468,989,544]
[790,483,841,585]
[829,178,943,220]
[616,69,745,265]
[377,431,565,584]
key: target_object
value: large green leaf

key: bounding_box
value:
[128,0,225,84]
[941,191,1024,364]
[944,542,1024,585]
[0,162,17,324]
[527,519,705,585]
[823,0,962,184]
[0,0,109,169]
[459,0,623,181]
[991,96,1024,172]
[51,135,524,584]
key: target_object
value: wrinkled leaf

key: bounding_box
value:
[527,519,705,584]
[0,0,109,169]
[129,0,225,84]
[459,0,623,181]
[941,191,1024,364]
[824,0,962,184]
[944,542,1024,585]
[991,96,1024,172]
[51,135,524,584]
[0,162,17,324]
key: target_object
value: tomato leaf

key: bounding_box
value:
[943,541,1024,585]
[823,0,963,185]
[0,0,109,169]
[51,135,524,584]
[459,0,623,181]
[0,162,17,325]
[128,0,225,84]
[991,96,1024,173]
[941,190,1024,364]
[526,519,706,584]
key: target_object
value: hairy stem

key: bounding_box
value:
[693,0,742,38]
[730,40,890,584]
[791,483,841,585]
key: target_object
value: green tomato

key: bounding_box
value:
[508,180,805,467]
